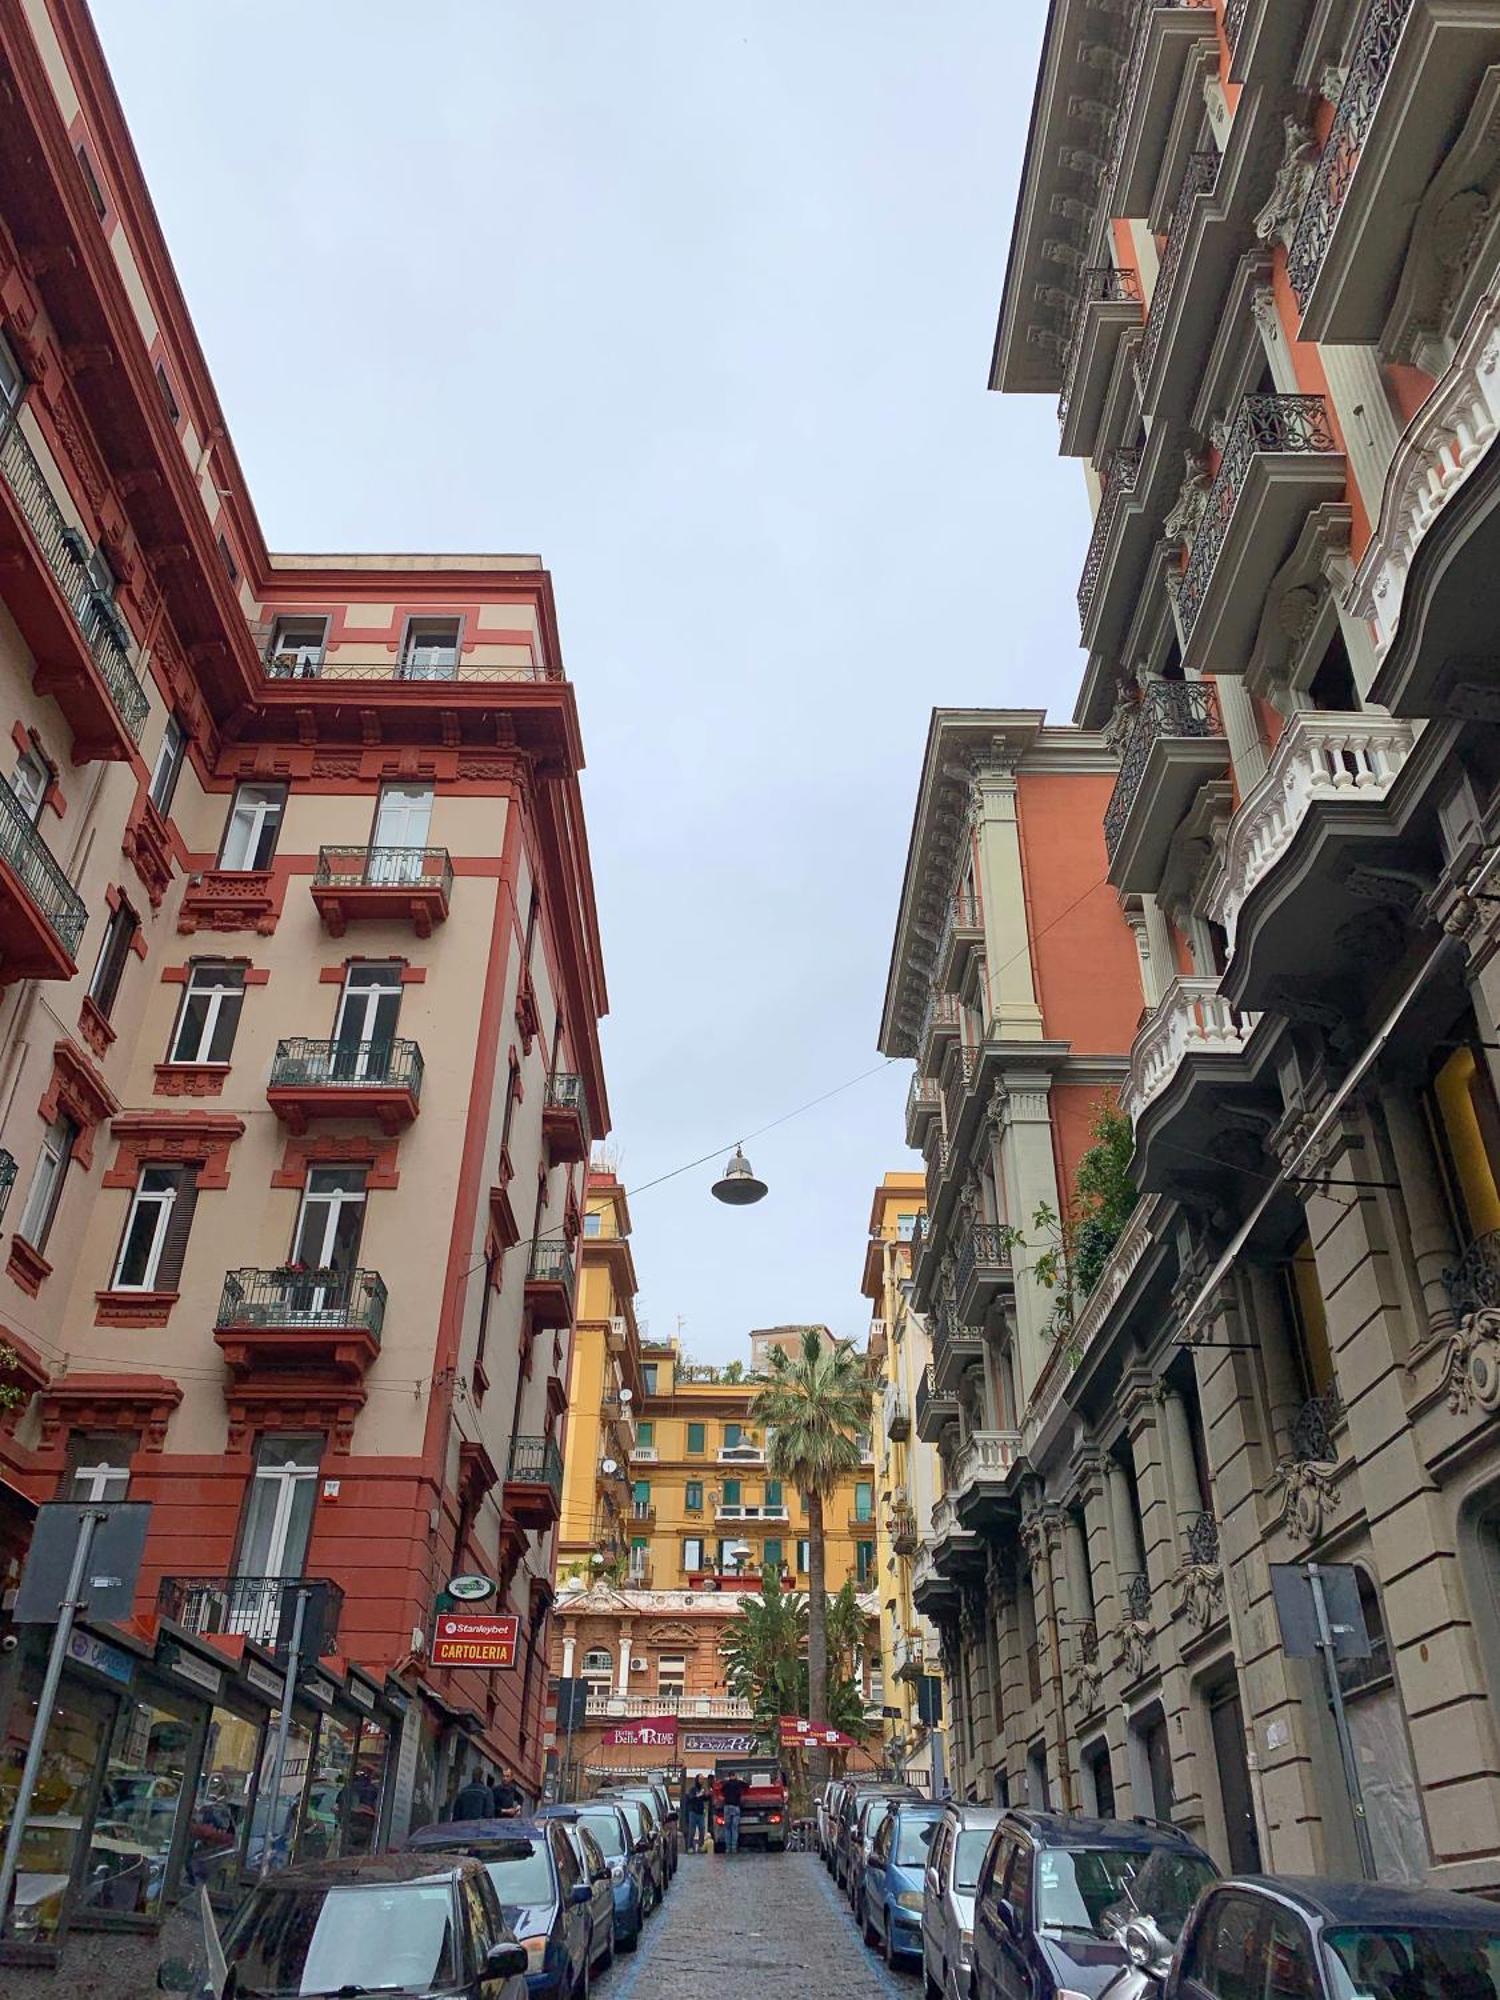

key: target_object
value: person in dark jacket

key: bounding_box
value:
[490,1762,524,1814]
[685,1777,708,1852]
[448,1770,494,1820]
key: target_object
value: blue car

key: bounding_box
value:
[861,1800,942,1968]
[539,1801,645,1954]
[408,1817,593,2000]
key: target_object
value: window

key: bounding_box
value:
[657,1655,686,1699]
[113,1165,196,1292]
[12,740,49,824]
[897,1211,920,1240]
[17,1114,76,1250]
[237,1436,321,1585]
[149,715,187,815]
[332,962,402,1077]
[153,360,180,425]
[68,1434,132,1502]
[267,617,328,677]
[89,894,139,1019]
[581,1648,612,1680]
[292,1167,367,1279]
[77,143,107,218]
[855,1480,874,1523]
[583,1211,602,1237]
[635,1420,653,1448]
[399,617,461,679]
[216,534,239,586]
[685,1481,703,1513]
[371,785,434,875]
[632,1480,651,1518]
[765,1479,783,1509]
[856,1539,875,1585]
[628,1538,649,1581]
[724,1422,742,1449]
[219,783,286,871]
[170,961,246,1065]
[764,1538,782,1572]
[718,1538,750,1572]
[1279,1235,1335,1402]
[0,332,22,414]
[797,1539,810,1573]
[686,1421,705,1454]
[722,1478,741,1507]
[642,1364,658,1395]
[683,1537,704,1572]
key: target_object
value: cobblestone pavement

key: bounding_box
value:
[596,1851,920,2000]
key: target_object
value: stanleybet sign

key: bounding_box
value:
[430,1612,520,1669]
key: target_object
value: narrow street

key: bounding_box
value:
[597,1853,918,2000]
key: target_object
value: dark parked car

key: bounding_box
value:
[209,1853,529,2000]
[408,1818,594,2000]
[534,1807,615,1972]
[551,1799,647,1952]
[836,1785,919,1898]
[595,1791,665,1912]
[613,1781,677,1878]
[1147,1875,1500,2000]
[861,1800,943,1967]
[972,1811,1216,2000]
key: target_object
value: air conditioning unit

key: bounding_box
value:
[630,1656,647,1672]
[610,1317,627,1339]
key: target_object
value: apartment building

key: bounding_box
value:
[0,0,608,1953]
[862,1172,947,1784]
[962,0,1500,1892]
[557,1168,643,1582]
[876,709,1145,1805]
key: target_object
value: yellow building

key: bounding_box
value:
[864,1173,947,1784]
[626,1329,877,1592]
[558,1169,643,1580]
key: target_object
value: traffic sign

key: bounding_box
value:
[431,1611,520,1668]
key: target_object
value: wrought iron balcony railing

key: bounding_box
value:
[1058,266,1143,427]
[270,1036,425,1097]
[217,1266,388,1336]
[0,1147,15,1221]
[0,418,149,741]
[263,641,561,683]
[1076,1618,1099,1664]
[508,1433,564,1504]
[1100,0,1217,214]
[0,772,87,957]
[1175,395,1338,640]
[156,1573,343,1653]
[1288,1387,1343,1463]
[1077,446,1143,628]
[1122,1571,1152,1621]
[544,1071,591,1143]
[528,1238,576,1293]
[1103,680,1222,861]
[1224,0,1250,55]
[1137,149,1220,385]
[954,1224,1015,1305]
[1446,1229,1500,1318]
[313,845,454,896]
[1287,0,1413,309]
[1184,1511,1220,1567]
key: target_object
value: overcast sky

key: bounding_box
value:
[93,0,1088,1361]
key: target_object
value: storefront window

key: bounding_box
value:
[0,1674,114,1943]
[246,1710,313,1874]
[92,1691,193,1918]
[346,1719,387,1854]
[187,1706,261,1895]
[300,1714,355,1861]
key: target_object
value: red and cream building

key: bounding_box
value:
[0,0,608,1952]
[982,0,1500,1895]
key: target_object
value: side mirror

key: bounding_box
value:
[486,1941,530,1978]
[592,1865,610,1884]
[634,1836,652,1855]
[569,1882,593,1905]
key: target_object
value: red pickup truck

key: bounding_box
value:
[711,1758,788,1854]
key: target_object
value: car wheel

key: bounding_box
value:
[884,1920,900,1970]
[925,1955,942,2000]
[863,1901,880,1949]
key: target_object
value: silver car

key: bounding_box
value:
[921,1804,1004,2000]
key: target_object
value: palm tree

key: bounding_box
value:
[751,1327,872,1766]
[721,1569,806,1727]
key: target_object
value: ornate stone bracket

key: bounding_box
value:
[1271,1454,1339,1544]
[1118,1618,1153,1682]
[1171,1561,1226,1633]
[1442,1307,1500,1413]
[1254,116,1319,250]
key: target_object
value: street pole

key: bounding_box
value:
[0,1508,105,1937]
[260,1587,310,1880]
[1306,1562,1375,1880]
[563,1684,578,1804]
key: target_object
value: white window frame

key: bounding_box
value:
[267,616,328,676]
[581,1649,612,1680]
[70,1441,131,1503]
[219,783,286,872]
[657,1655,686,1698]
[399,616,461,678]
[112,1166,177,1291]
[11,742,49,824]
[18,1114,76,1249]
[0,332,22,416]
[170,961,246,1066]
[683,1537,704,1572]
[797,1539,810,1574]
[148,715,187,814]
[236,1435,321,1593]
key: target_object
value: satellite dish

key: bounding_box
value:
[601,1458,619,1475]
[619,1388,633,1404]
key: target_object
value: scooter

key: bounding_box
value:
[1097,1914,1175,2000]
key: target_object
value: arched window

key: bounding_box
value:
[1336,1566,1393,1700]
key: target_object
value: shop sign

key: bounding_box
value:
[681,1729,759,1756]
[430,1612,519,1668]
[346,1678,376,1711]
[446,1574,496,1602]
[243,1659,285,1700]
[66,1627,134,1688]
[167,1648,224,1698]
[299,1669,337,1710]
[601,1716,677,1747]
[778,1716,856,1748]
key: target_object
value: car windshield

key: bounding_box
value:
[1036,1847,1148,1936]
[896,1817,942,1867]
[223,1876,458,1996]
[1324,1923,1500,2000]
[1106,1850,1218,1941]
[954,1830,993,1893]
[609,1798,646,1839]
[481,1841,554,1909]
[619,1794,657,1828]
[860,1801,895,1841]
[576,1812,624,1858]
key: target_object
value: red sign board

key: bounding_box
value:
[601,1715,679,1747]
[778,1716,856,1749]
[431,1612,520,1669]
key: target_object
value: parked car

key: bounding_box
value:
[923,1803,1007,2000]
[1132,1875,1500,2000]
[633,1779,679,1877]
[847,1793,902,1907]
[560,1799,647,1952]
[861,1799,943,1966]
[408,1818,594,2000]
[594,1791,665,1912]
[972,1811,1216,2000]
[534,1807,616,1972]
[836,1784,919,1898]
[817,1780,846,1866]
[208,1853,529,2000]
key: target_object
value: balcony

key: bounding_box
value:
[1078,445,1144,637]
[266,1037,424,1133]
[629,1444,658,1462]
[0,418,149,761]
[310,846,453,938]
[542,1072,590,1164]
[929,1490,984,1578]
[586,1690,756,1720]
[1120,978,1261,1132]
[718,1442,765,1464]
[716,1502,789,1523]
[847,1509,876,1536]
[935,891,983,994]
[940,1044,975,1141]
[1103,680,1227,894]
[890,1504,918,1557]
[905,1075,940,1148]
[1108,3,1221,222]
[156,1575,343,1654]
[912,1545,958,1617]
[955,1224,1015,1326]
[884,1379,910,1443]
[915,1363,959,1443]
[262,641,561,685]
[949,1429,1024,1531]
[505,1434,564,1530]
[630,1500,656,1527]
[1287,0,1500,342]
[917,991,961,1072]
[931,1312,985,1397]
[1226,0,1318,86]
[0,773,87,981]
[1175,396,1346,678]
[1136,149,1219,397]
[1058,266,1144,459]
[525,1239,576,1330]
[213,1266,387,1380]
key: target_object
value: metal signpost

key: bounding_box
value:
[1269,1560,1375,1879]
[555,1676,589,1802]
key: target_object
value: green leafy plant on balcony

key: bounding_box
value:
[0,1343,32,1415]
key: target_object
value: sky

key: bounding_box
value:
[92,0,1089,1361]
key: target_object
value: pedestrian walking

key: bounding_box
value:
[686,1775,708,1852]
[719,1769,746,1855]
[448,1768,495,1820]
[491,1761,524,1815]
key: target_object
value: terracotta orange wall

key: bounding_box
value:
[1385,361,1436,427]
[1268,252,1372,557]
[1052,1082,1112,1212]
[1016,772,1142,1053]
